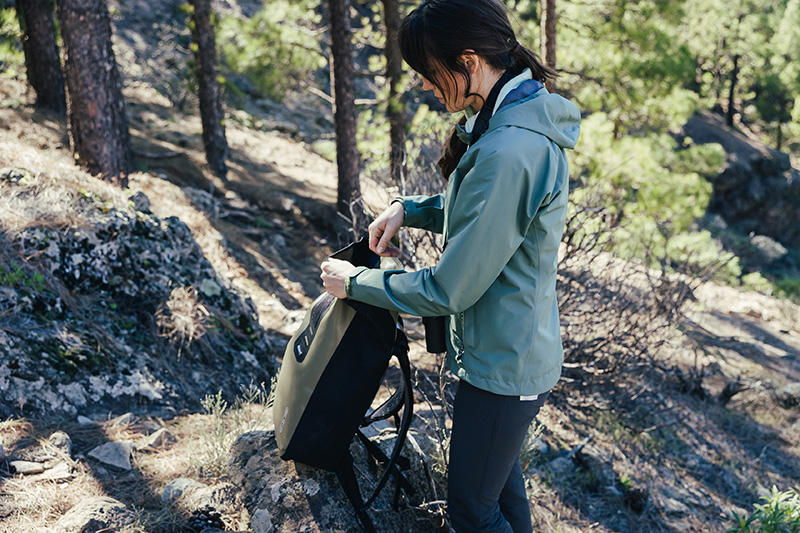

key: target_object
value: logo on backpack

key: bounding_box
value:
[279,406,288,434]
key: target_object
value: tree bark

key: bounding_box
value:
[382,0,406,185]
[16,0,65,113]
[726,53,740,127]
[189,0,229,179]
[329,0,362,223]
[541,0,556,92]
[56,0,133,186]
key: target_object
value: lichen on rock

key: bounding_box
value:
[0,167,275,417]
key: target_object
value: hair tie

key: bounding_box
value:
[511,41,520,54]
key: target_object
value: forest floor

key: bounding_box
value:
[1,15,800,531]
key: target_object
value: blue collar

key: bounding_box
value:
[455,79,545,144]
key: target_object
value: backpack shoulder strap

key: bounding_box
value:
[361,329,410,426]
[335,453,377,533]
[358,329,415,510]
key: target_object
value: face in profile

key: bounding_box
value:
[419,56,478,113]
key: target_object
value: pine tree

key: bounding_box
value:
[56,0,133,185]
[540,0,556,92]
[189,0,229,179]
[16,0,65,113]
[329,0,362,227]
[383,0,406,184]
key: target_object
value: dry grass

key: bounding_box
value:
[155,286,210,357]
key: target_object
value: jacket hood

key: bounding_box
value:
[490,84,581,150]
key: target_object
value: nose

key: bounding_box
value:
[421,77,434,91]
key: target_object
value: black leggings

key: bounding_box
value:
[448,380,548,533]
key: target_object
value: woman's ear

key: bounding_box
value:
[459,50,480,75]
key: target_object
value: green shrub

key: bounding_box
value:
[0,8,24,78]
[216,1,326,101]
[775,276,800,304]
[727,486,800,533]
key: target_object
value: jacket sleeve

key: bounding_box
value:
[348,142,558,316]
[397,194,445,233]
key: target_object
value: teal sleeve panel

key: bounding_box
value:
[398,194,445,233]
[350,144,556,316]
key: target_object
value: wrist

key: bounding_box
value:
[390,198,406,220]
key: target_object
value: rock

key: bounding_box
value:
[0,287,18,311]
[251,508,273,533]
[42,461,74,481]
[199,278,222,298]
[574,445,617,487]
[162,478,240,514]
[162,478,208,504]
[87,441,134,470]
[77,416,96,426]
[137,428,176,450]
[530,437,549,456]
[0,170,272,418]
[135,418,164,434]
[106,412,134,427]
[684,111,800,249]
[545,456,575,474]
[48,430,73,457]
[54,495,136,533]
[750,234,788,262]
[774,382,800,408]
[130,191,151,212]
[227,430,435,532]
[10,460,45,475]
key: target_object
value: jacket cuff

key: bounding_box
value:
[345,266,369,298]
[396,195,436,229]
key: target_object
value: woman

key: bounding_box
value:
[321,0,580,531]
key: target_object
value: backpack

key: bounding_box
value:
[272,239,415,532]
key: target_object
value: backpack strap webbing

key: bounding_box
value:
[335,454,377,533]
[358,330,415,511]
[356,429,415,495]
[361,329,410,426]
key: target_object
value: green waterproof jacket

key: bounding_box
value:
[346,86,581,396]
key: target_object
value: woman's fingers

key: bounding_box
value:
[369,202,405,255]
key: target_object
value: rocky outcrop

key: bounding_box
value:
[683,111,800,249]
[0,167,274,417]
[226,430,445,532]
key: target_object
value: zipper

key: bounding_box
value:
[454,312,465,362]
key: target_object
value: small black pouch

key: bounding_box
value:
[422,316,447,353]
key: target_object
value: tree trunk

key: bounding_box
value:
[189,0,229,179]
[382,0,406,185]
[17,0,65,113]
[329,0,362,224]
[56,0,133,186]
[541,0,556,92]
[726,54,740,127]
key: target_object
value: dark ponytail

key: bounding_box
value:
[400,0,557,179]
[437,116,468,179]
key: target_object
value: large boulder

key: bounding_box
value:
[682,111,800,249]
[226,430,443,532]
[0,167,274,417]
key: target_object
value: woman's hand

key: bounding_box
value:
[320,258,358,299]
[368,201,404,256]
